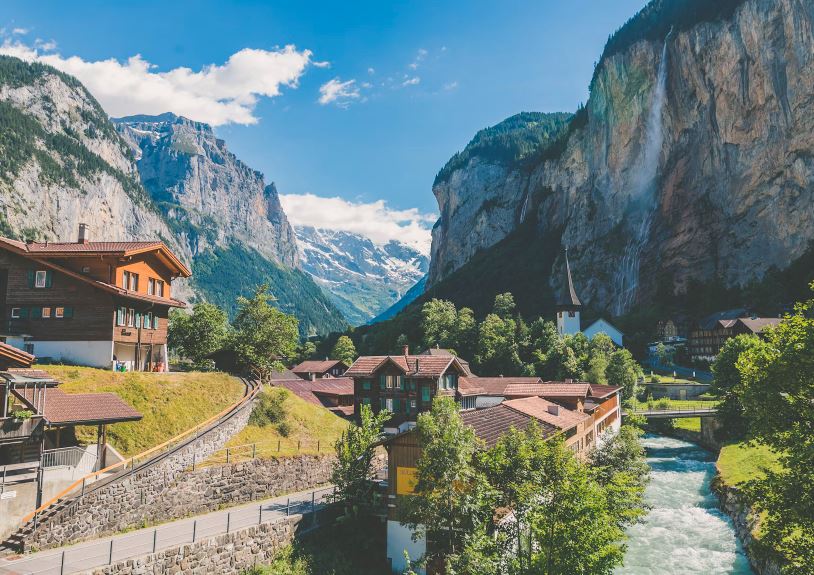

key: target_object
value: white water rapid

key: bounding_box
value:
[616,435,754,575]
[612,37,671,316]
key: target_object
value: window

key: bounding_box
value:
[55,307,64,318]
[421,386,431,402]
[380,398,387,411]
[362,380,371,391]
[148,278,156,295]
[24,343,34,355]
[152,315,159,330]
[135,312,142,327]
[127,308,135,327]
[41,307,51,318]
[116,307,126,326]
[130,273,139,291]
[393,398,401,413]
[156,280,165,297]
[123,271,139,291]
[34,270,50,288]
[386,398,393,412]
[410,399,416,410]
[143,312,152,329]
[10,308,20,319]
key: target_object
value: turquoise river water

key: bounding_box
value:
[617,434,754,575]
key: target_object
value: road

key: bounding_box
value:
[0,485,334,575]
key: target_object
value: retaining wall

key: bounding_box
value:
[82,515,307,575]
[21,393,255,552]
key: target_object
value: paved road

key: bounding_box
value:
[0,485,334,575]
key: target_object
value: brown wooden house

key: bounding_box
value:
[0,225,191,371]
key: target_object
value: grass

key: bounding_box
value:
[41,365,245,457]
[673,417,701,433]
[205,387,350,464]
[717,441,784,487]
[644,375,698,384]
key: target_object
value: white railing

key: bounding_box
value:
[41,447,91,470]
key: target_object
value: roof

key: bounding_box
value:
[503,397,592,430]
[584,318,624,336]
[587,384,621,399]
[14,388,142,425]
[0,341,35,367]
[556,248,581,308]
[292,359,348,374]
[274,378,354,409]
[697,308,749,330]
[0,237,191,277]
[344,354,465,378]
[460,377,544,396]
[421,348,474,375]
[460,404,559,447]
[737,317,782,334]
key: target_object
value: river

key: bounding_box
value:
[617,434,754,575]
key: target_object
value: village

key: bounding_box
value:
[0,225,799,575]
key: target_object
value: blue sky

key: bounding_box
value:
[1,0,646,250]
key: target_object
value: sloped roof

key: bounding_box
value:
[587,384,622,399]
[0,341,35,368]
[15,388,142,425]
[503,397,591,430]
[344,354,464,378]
[537,382,593,397]
[697,308,749,330]
[737,317,782,334]
[275,378,354,409]
[292,359,348,374]
[556,249,581,308]
[461,377,544,396]
[460,404,559,447]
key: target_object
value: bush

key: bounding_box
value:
[656,398,671,410]
[276,421,292,437]
[249,388,289,427]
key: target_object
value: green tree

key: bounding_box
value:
[401,398,489,565]
[168,303,230,367]
[330,404,391,548]
[331,335,358,366]
[296,340,317,363]
[232,284,299,383]
[492,292,516,320]
[606,349,642,400]
[454,307,477,360]
[737,291,814,573]
[476,313,523,375]
[421,299,459,350]
[655,342,674,366]
[710,334,764,440]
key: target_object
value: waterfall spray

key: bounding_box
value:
[612,32,672,315]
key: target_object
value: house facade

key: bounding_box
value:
[688,309,782,362]
[291,359,349,380]
[0,225,190,371]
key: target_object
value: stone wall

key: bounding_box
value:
[715,483,782,575]
[140,455,336,523]
[82,515,307,575]
[21,392,255,552]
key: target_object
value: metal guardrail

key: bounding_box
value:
[41,447,90,470]
[10,377,259,541]
[626,401,720,414]
[0,485,335,575]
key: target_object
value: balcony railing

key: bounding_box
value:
[0,415,44,443]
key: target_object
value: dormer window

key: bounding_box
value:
[34,270,48,288]
[122,271,139,291]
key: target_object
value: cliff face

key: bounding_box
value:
[428,0,814,315]
[115,113,299,268]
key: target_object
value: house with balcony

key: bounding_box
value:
[0,224,191,371]
[291,359,349,380]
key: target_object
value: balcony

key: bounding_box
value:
[0,415,44,444]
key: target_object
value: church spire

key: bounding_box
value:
[556,248,581,309]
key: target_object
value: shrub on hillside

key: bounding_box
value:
[249,388,289,427]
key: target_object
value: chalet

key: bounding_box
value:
[345,346,469,432]
[275,377,355,418]
[0,225,191,371]
[382,395,597,573]
[689,309,782,362]
[291,359,349,380]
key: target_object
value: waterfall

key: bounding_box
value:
[612,36,671,316]
[519,190,531,223]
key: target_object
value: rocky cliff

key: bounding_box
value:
[0,57,346,335]
[428,0,814,317]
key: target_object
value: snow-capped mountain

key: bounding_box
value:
[295,226,429,326]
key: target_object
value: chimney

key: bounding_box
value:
[547,404,560,416]
[402,345,409,356]
[78,223,89,244]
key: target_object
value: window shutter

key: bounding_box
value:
[31,307,42,319]
[27,270,35,288]
[64,307,74,318]
[153,315,159,329]
[19,307,29,319]
[135,312,142,326]
[379,375,386,390]
[380,398,387,411]
[393,398,400,413]
[45,270,53,288]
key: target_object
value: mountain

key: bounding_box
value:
[294,225,428,326]
[370,275,427,324]
[427,0,814,321]
[0,56,346,336]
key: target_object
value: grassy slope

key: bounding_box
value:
[717,442,783,487]
[44,365,245,457]
[208,388,349,462]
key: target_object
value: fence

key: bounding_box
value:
[0,485,335,575]
[200,437,334,467]
[626,400,720,415]
[41,447,93,471]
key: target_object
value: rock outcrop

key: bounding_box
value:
[428,0,814,315]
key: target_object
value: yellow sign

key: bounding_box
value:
[396,466,418,495]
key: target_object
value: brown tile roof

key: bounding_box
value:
[292,360,347,374]
[4,368,56,381]
[461,404,559,448]
[587,384,621,399]
[503,397,591,431]
[457,377,486,397]
[461,377,544,396]
[329,405,355,417]
[0,342,35,368]
[737,317,782,334]
[15,388,142,425]
[537,383,593,397]
[274,378,353,409]
[344,355,464,378]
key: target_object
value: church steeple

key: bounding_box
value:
[556,248,582,336]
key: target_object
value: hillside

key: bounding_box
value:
[46,365,246,457]
[295,226,428,326]
[0,57,346,335]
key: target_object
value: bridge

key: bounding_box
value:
[622,402,719,419]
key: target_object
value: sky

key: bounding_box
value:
[1,0,646,253]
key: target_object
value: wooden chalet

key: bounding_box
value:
[291,359,349,380]
[275,377,355,418]
[689,309,782,362]
[0,224,191,371]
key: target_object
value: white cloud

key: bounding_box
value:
[280,193,436,254]
[367,67,375,75]
[0,40,314,125]
[12,28,28,35]
[318,77,361,107]
[408,48,428,70]
[402,76,420,87]
[313,60,331,68]
[443,80,458,91]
